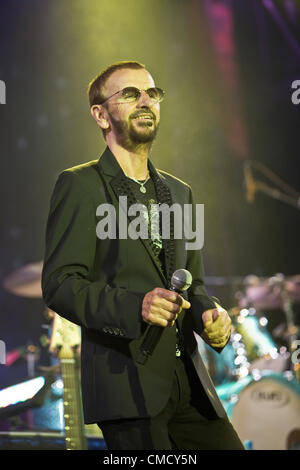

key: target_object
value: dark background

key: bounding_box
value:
[0,0,299,388]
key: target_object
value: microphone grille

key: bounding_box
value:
[171,269,192,292]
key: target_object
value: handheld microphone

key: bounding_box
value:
[136,269,192,365]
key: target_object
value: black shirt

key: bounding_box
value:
[126,176,165,274]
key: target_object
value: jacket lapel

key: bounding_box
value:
[147,159,176,287]
[97,147,176,288]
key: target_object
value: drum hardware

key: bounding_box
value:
[273,275,299,382]
[232,307,290,376]
[230,331,250,380]
[237,273,300,311]
[243,159,300,211]
[237,273,300,381]
[205,272,299,382]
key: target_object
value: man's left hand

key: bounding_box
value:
[200,306,232,349]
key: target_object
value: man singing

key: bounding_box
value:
[42,61,244,450]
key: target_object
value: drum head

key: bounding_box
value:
[231,374,300,449]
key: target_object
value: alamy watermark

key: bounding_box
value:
[0,340,6,364]
[291,340,300,365]
[95,197,204,250]
[291,80,300,105]
[0,80,6,104]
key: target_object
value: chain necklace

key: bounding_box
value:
[127,173,150,193]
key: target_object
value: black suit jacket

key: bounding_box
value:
[42,146,227,423]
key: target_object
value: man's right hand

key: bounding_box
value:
[142,288,191,327]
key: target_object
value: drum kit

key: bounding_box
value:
[2,262,300,449]
[202,272,300,449]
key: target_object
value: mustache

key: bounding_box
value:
[130,110,156,121]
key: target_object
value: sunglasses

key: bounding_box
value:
[100,86,165,105]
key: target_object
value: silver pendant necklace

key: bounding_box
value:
[127,174,150,193]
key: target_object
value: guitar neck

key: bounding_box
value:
[61,358,87,450]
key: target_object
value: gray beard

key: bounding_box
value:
[109,115,158,152]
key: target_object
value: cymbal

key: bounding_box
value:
[238,285,282,310]
[238,274,300,310]
[3,261,43,298]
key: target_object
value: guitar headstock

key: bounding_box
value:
[50,314,81,359]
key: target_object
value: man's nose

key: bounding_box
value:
[136,90,152,107]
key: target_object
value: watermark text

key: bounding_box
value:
[291,80,300,105]
[0,80,6,104]
[95,197,204,250]
[291,340,300,365]
[0,340,6,364]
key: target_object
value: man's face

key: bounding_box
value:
[101,68,160,149]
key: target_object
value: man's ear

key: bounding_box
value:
[90,105,110,130]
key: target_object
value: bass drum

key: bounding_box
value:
[220,373,300,450]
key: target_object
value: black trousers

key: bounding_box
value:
[98,355,245,450]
